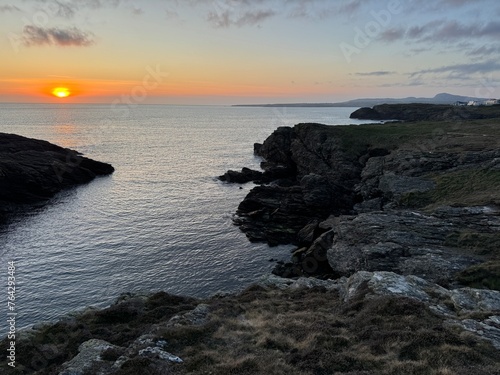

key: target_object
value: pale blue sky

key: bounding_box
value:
[1,0,499,104]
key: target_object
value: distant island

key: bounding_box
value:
[234,92,499,108]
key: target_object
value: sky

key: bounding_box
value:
[1,0,500,104]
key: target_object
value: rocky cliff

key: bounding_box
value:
[0,133,114,220]
[221,117,500,288]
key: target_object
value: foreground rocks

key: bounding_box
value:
[3,272,499,374]
[0,133,114,220]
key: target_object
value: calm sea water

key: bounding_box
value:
[0,103,371,334]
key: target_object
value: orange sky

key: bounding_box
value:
[1,1,499,104]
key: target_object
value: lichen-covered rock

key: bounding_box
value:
[58,339,118,375]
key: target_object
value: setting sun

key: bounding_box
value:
[52,87,71,98]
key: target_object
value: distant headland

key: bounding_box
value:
[233,93,499,108]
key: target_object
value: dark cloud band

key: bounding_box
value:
[21,25,95,47]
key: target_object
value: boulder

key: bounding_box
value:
[219,167,263,183]
[58,339,119,375]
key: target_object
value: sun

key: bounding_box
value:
[52,87,71,98]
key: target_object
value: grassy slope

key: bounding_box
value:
[2,287,499,375]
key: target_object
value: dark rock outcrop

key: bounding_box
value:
[0,133,114,219]
[232,124,364,245]
[350,103,500,121]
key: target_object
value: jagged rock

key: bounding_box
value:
[378,173,435,196]
[318,214,337,230]
[138,347,183,363]
[232,124,363,245]
[327,210,481,284]
[258,126,296,167]
[235,185,323,245]
[258,273,342,291]
[297,220,319,246]
[303,230,334,268]
[219,167,263,183]
[58,339,119,375]
[253,142,262,155]
[449,288,500,312]
[300,174,332,208]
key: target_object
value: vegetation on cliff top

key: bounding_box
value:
[2,286,499,375]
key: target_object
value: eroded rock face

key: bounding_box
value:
[0,133,114,218]
[326,209,497,284]
[223,121,499,291]
[233,124,363,245]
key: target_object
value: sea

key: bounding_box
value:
[0,103,373,335]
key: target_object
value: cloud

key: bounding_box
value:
[466,45,500,58]
[338,0,363,15]
[355,71,396,76]
[409,60,500,78]
[131,6,143,15]
[379,20,500,44]
[21,25,95,47]
[207,9,276,28]
[21,0,123,19]
[0,4,21,12]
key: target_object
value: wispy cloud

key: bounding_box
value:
[131,6,143,15]
[379,20,500,43]
[355,71,396,76]
[466,45,500,58]
[23,0,122,19]
[0,4,21,12]
[207,9,276,28]
[409,60,500,78]
[21,25,95,47]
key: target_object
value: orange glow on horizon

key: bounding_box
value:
[0,77,353,103]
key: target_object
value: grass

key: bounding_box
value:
[0,292,198,375]
[4,286,496,375]
[401,168,500,209]
[296,117,500,160]
[444,231,500,290]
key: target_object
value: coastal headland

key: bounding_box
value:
[2,104,500,375]
[0,133,114,222]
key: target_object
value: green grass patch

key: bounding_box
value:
[456,261,500,291]
[401,168,500,209]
